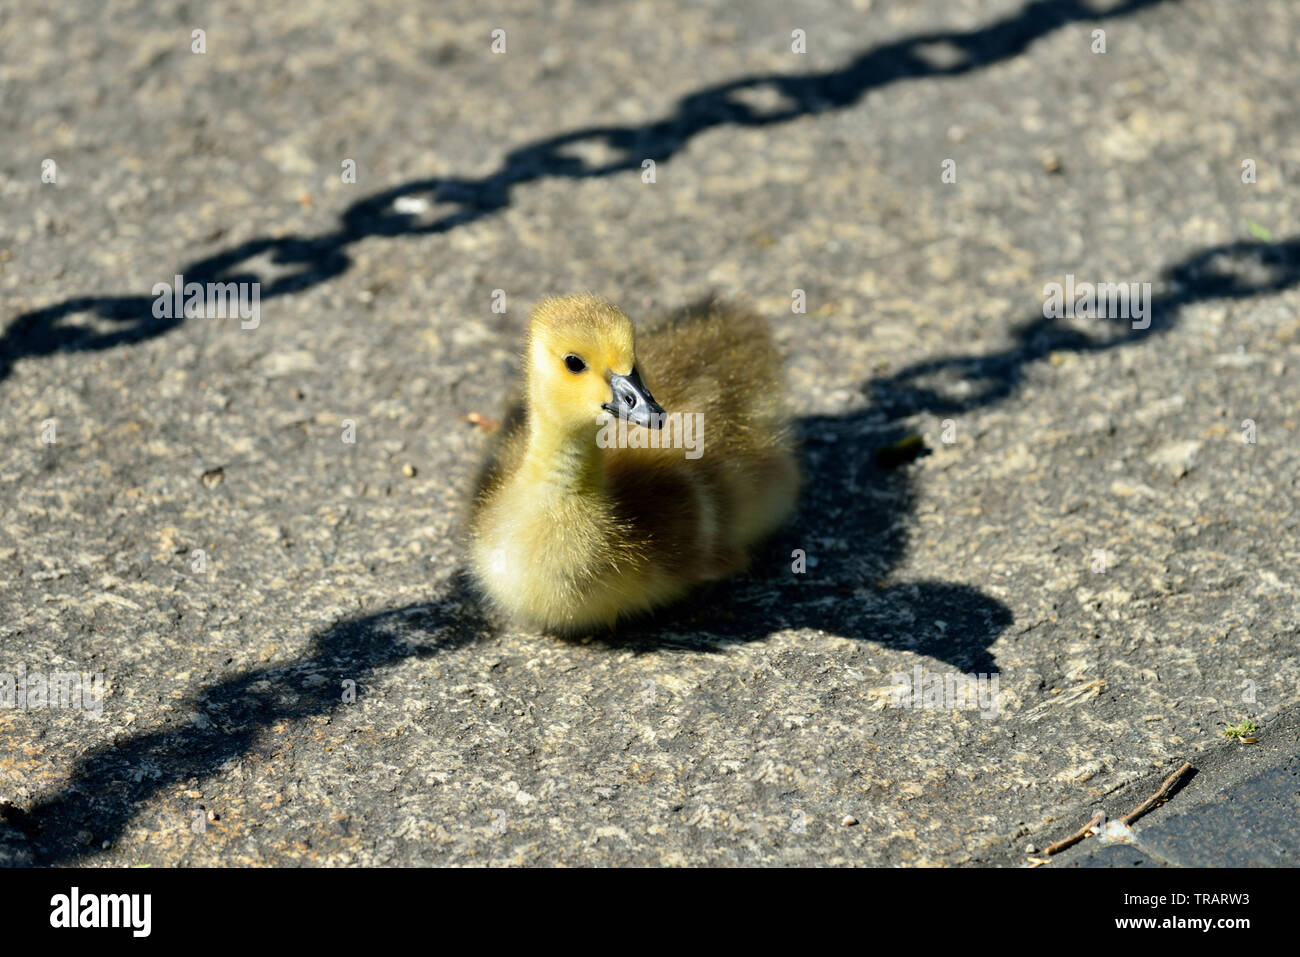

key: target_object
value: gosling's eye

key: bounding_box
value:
[564,354,587,374]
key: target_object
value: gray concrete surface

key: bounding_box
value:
[1,0,1297,866]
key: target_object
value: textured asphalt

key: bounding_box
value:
[1,0,1297,866]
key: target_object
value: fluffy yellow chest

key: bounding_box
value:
[471,480,635,631]
[474,521,534,602]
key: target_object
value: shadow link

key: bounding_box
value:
[0,0,1175,381]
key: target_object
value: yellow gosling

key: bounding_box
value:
[468,295,799,632]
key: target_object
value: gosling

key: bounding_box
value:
[467,295,799,632]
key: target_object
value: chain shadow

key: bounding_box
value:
[0,0,1176,382]
[1,572,488,867]
[865,238,1300,420]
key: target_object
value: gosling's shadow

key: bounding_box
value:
[578,409,1009,674]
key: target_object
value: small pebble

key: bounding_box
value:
[402,463,417,478]
[841,815,858,827]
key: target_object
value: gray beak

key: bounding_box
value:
[603,367,666,428]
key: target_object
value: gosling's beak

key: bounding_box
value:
[603,367,666,428]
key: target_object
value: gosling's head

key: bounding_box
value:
[526,295,666,435]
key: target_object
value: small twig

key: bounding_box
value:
[1040,761,1195,861]
[1045,811,1103,855]
[1122,761,1193,826]
[466,411,499,432]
